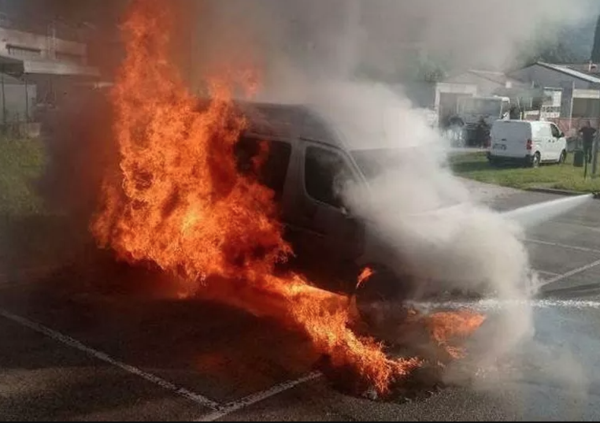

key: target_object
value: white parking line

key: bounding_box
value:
[0,308,220,410]
[543,258,600,286]
[196,372,322,422]
[525,238,600,255]
[535,269,560,277]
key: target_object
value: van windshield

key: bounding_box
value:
[350,147,463,210]
[350,146,442,180]
[350,148,407,180]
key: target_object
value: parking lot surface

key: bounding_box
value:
[1,189,600,421]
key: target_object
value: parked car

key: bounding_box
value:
[487,120,567,167]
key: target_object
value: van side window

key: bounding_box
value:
[234,137,292,201]
[305,146,355,209]
[550,124,561,138]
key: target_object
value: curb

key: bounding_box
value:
[526,187,600,199]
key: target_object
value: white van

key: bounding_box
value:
[487,120,567,167]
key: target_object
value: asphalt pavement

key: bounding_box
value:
[1,190,600,421]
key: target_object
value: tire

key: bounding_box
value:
[558,150,567,164]
[531,152,541,168]
[355,266,410,331]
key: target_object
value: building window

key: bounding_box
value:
[7,44,41,60]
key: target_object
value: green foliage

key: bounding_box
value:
[451,152,600,193]
[514,19,594,66]
[0,137,47,216]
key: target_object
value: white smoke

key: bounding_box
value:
[306,80,537,366]
[191,0,599,91]
[190,0,594,389]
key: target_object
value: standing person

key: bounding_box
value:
[579,120,597,163]
[475,117,490,148]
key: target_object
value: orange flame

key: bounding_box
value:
[91,0,422,395]
[426,310,486,359]
[356,267,374,290]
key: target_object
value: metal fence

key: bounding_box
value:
[0,75,38,137]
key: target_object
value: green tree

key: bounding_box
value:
[515,21,592,66]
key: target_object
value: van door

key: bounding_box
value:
[530,123,543,158]
[491,121,532,157]
[285,141,366,292]
[550,123,564,161]
[540,123,556,161]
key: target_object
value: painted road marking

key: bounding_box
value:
[196,372,322,422]
[0,308,220,410]
[535,269,560,277]
[525,238,600,255]
[543,258,600,286]
[411,298,600,311]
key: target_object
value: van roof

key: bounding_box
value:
[493,119,547,126]
[493,119,558,128]
[241,101,343,145]
[196,99,347,149]
[200,99,416,152]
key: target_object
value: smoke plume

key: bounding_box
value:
[36,0,595,393]
[190,0,598,92]
[187,0,596,386]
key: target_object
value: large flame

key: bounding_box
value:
[92,0,488,396]
[427,310,486,360]
[91,0,426,395]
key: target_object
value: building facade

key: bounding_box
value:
[0,4,100,126]
[508,62,600,132]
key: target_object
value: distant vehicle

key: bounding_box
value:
[487,120,567,167]
[454,96,511,146]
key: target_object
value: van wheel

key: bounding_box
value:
[531,152,541,168]
[558,150,567,164]
[355,266,411,333]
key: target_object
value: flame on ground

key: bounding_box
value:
[426,310,487,359]
[91,0,483,395]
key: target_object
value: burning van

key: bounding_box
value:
[224,100,465,320]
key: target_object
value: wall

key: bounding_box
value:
[0,27,87,63]
[572,98,600,118]
[444,72,504,97]
[509,64,600,118]
[434,82,478,122]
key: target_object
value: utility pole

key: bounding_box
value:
[592,118,599,178]
[589,12,600,178]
